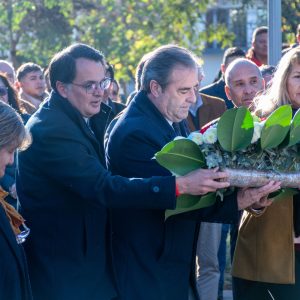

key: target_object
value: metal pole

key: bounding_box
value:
[268,0,282,66]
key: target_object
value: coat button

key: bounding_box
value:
[152,186,160,193]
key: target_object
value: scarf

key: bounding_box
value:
[0,188,25,235]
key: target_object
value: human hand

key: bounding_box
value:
[176,168,230,196]
[237,181,281,210]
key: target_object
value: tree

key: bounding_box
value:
[0,0,235,91]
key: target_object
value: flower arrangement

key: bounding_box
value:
[155,105,300,218]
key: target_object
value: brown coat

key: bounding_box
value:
[186,93,226,131]
[232,196,295,284]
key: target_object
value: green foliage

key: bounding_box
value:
[217,107,254,152]
[155,139,206,176]
[155,138,216,219]
[260,105,292,149]
[288,109,300,147]
[165,192,216,220]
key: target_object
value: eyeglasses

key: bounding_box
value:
[71,77,112,94]
[0,86,8,97]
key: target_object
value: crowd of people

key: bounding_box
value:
[0,24,299,300]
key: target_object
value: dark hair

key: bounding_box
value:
[48,43,105,92]
[223,47,246,66]
[259,65,275,77]
[106,63,115,81]
[252,26,268,42]
[16,62,43,81]
[141,45,198,93]
[0,72,22,113]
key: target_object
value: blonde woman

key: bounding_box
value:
[0,100,32,299]
[232,46,300,299]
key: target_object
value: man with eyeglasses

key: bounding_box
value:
[16,43,233,300]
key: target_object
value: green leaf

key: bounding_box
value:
[260,105,292,149]
[165,193,216,220]
[217,107,254,152]
[155,139,206,176]
[288,108,300,146]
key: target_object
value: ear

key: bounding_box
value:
[262,78,266,90]
[221,64,225,74]
[15,81,22,91]
[225,85,232,101]
[149,80,162,98]
[56,81,69,98]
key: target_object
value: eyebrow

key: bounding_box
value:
[178,83,199,92]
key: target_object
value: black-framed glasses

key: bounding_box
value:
[0,86,8,97]
[71,77,112,94]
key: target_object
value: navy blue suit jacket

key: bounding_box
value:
[105,91,239,300]
[16,91,177,300]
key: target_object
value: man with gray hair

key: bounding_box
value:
[105,45,266,300]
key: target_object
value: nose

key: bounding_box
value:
[244,83,254,95]
[187,88,197,104]
[93,85,105,97]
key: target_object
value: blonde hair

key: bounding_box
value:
[0,100,31,151]
[254,47,300,116]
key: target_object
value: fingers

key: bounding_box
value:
[237,181,281,210]
[255,181,281,198]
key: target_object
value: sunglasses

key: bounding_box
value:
[0,87,8,97]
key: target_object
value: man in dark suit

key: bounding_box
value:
[105,45,268,300]
[16,43,231,300]
[200,47,245,109]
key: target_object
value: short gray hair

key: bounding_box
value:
[141,45,198,93]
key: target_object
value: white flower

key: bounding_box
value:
[203,127,218,144]
[188,132,203,145]
[251,121,264,144]
[174,136,186,140]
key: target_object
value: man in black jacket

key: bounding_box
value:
[16,43,231,300]
[105,45,274,300]
[200,47,245,109]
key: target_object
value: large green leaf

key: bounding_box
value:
[288,108,300,147]
[155,139,206,176]
[165,193,216,220]
[217,107,254,152]
[155,139,216,219]
[260,105,292,149]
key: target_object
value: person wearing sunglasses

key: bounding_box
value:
[0,100,32,300]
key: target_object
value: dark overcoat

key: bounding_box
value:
[16,91,176,300]
[0,191,32,300]
[105,91,239,300]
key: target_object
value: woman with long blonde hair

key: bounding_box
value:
[233,46,300,300]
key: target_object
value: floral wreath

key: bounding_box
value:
[155,105,300,219]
